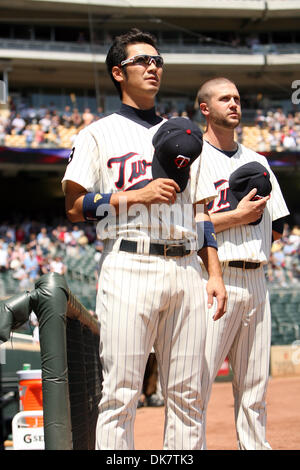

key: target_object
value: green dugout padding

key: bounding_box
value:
[0,272,100,450]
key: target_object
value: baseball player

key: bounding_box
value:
[62,29,226,450]
[194,77,289,450]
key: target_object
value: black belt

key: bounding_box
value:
[228,261,261,269]
[120,239,191,257]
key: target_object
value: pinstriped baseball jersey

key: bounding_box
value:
[62,112,216,247]
[62,105,217,450]
[195,140,289,263]
[197,138,289,450]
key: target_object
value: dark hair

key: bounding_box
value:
[105,28,159,98]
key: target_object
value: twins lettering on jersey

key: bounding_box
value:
[107,152,153,191]
[207,179,231,213]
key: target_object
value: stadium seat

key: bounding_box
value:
[4,134,26,147]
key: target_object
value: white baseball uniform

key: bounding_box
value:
[195,140,289,450]
[62,105,217,450]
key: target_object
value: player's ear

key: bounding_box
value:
[112,65,125,83]
[199,102,209,116]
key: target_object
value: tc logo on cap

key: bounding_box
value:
[152,117,203,192]
[174,155,191,169]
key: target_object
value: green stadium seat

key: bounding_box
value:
[277,292,293,304]
[269,291,279,303]
[290,291,300,303]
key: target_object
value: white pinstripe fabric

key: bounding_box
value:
[62,115,216,244]
[194,141,290,263]
[201,266,272,450]
[95,249,206,450]
[195,140,289,450]
[62,113,217,450]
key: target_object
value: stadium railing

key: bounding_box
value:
[2,38,300,56]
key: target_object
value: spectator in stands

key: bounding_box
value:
[23,249,40,281]
[247,34,261,53]
[37,226,51,253]
[11,113,26,135]
[23,124,35,147]
[273,107,286,130]
[9,241,25,271]
[34,124,45,147]
[267,130,280,151]
[40,256,52,274]
[13,263,32,291]
[50,111,60,130]
[82,107,94,126]
[71,108,82,128]
[95,106,105,120]
[257,130,267,152]
[286,112,294,128]
[71,225,83,242]
[268,240,287,287]
[282,131,297,151]
[15,226,26,244]
[61,105,73,128]
[5,226,15,244]
[265,111,276,131]
[294,112,300,130]
[56,225,68,243]
[283,237,299,285]
[39,113,52,133]
[254,109,265,129]
[50,255,67,275]
[27,233,38,251]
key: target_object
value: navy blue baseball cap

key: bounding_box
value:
[152,117,203,192]
[228,161,272,225]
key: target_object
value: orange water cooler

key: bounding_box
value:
[17,369,43,427]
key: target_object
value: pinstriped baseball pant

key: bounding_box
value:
[95,249,206,450]
[201,265,272,450]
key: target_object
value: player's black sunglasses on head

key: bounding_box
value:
[120,54,164,68]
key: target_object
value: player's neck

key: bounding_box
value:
[122,94,156,111]
[204,126,237,152]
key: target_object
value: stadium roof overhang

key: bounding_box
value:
[3,0,300,19]
[1,49,299,96]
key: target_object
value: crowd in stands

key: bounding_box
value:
[0,218,101,296]
[267,224,300,287]
[1,98,300,152]
[253,108,300,152]
[0,101,107,148]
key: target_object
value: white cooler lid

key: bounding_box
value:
[16,370,42,380]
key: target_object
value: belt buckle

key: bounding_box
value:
[164,244,185,257]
